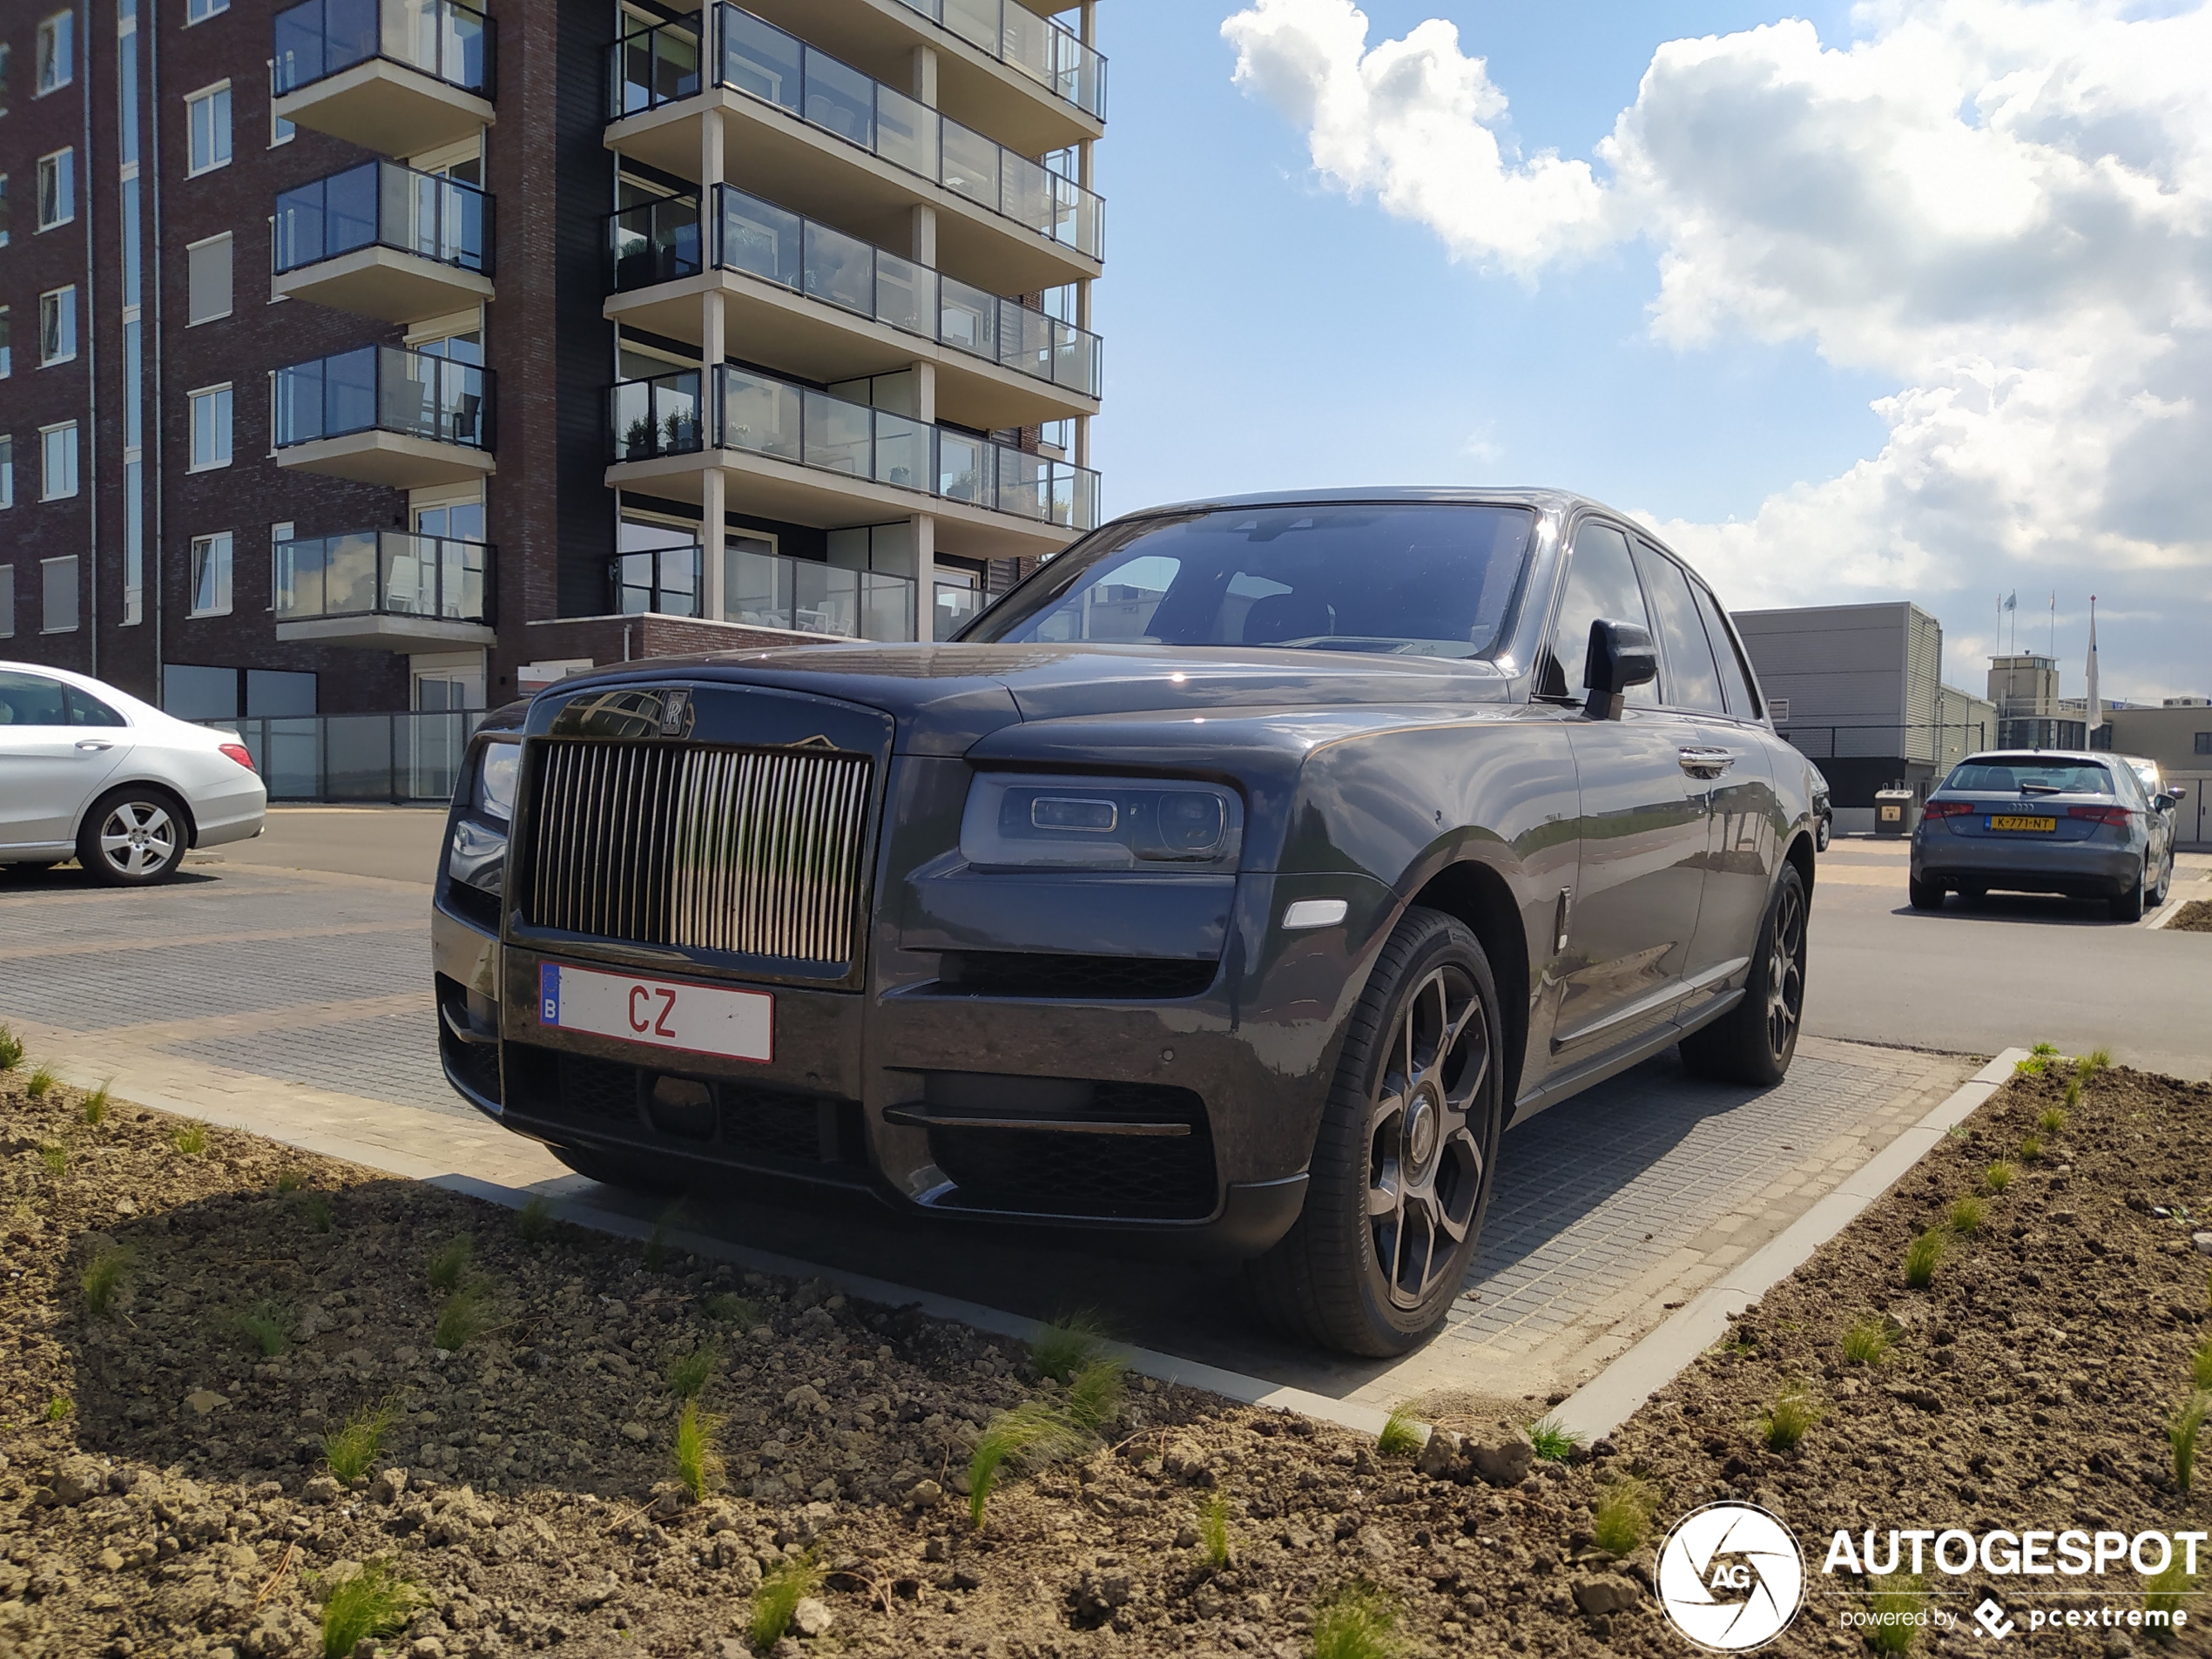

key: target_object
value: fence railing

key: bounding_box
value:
[889,0,1104,119]
[274,344,494,452]
[276,530,493,624]
[1777,722,1996,763]
[273,0,494,98]
[610,3,1103,261]
[201,711,487,803]
[274,159,492,277]
[611,543,918,642]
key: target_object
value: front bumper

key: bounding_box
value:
[1911,836,2140,897]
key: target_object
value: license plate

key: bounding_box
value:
[1988,815,2056,833]
[537,963,772,1062]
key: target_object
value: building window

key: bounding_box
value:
[42,556,80,633]
[1,43,11,118]
[2195,732,2211,756]
[0,436,11,509]
[267,60,293,145]
[0,565,12,639]
[39,287,77,366]
[0,173,10,246]
[189,384,233,470]
[186,233,233,324]
[188,0,230,22]
[190,533,234,617]
[37,148,73,230]
[186,83,232,175]
[0,306,10,376]
[37,12,73,97]
[40,421,78,500]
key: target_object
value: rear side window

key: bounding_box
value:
[1689,579,1761,718]
[1631,541,1723,712]
[1541,520,1657,705]
[67,687,126,726]
[1945,759,2114,795]
[0,669,69,725]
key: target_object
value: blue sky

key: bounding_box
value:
[1079,0,2212,701]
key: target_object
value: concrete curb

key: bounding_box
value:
[1547,1046,2029,1444]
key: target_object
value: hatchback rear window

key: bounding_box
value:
[1943,759,2114,795]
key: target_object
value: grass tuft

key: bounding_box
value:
[1197,1490,1233,1568]
[43,1394,72,1423]
[1983,1160,2017,1194]
[80,1083,110,1126]
[0,1026,22,1072]
[321,1399,396,1484]
[2078,1047,2112,1078]
[703,1291,757,1326]
[1527,1414,1584,1463]
[1758,1383,1823,1453]
[667,1341,719,1400]
[2142,1556,2198,1627]
[236,1300,292,1358]
[1864,1575,1926,1654]
[1064,1357,1126,1437]
[1947,1195,1988,1236]
[2017,1133,2044,1163]
[38,1143,65,1178]
[1311,1580,1399,1659]
[300,1192,334,1233]
[1841,1316,1894,1366]
[434,1280,495,1352]
[968,1399,1080,1527]
[2062,1074,2083,1109]
[1590,1476,1657,1556]
[1031,1311,1110,1385]
[1905,1227,1947,1289]
[81,1246,133,1317]
[316,1557,422,1659]
[2038,1106,2067,1137]
[672,1398,725,1501]
[516,1194,553,1244]
[172,1122,208,1157]
[25,1065,57,1100]
[1375,1402,1426,1459]
[2170,1393,2209,1498]
[2194,1332,2212,1393]
[425,1234,474,1293]
[276,1170,308,1194]
[748,1553,824,1649]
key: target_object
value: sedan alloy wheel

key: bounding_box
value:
[78,789,189,885]
[1366,964,1488,1311]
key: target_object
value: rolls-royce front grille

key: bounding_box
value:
[524,740,873,967]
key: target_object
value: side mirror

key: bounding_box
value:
[1583,618,1658,721]
[2155,792,2178,812]
[2171,785,2189,801]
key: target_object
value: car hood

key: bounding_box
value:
[537,642,1517,756]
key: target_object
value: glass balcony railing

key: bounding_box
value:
[274,529,493,624]
[274,344,494,451]
[274,160,492,276]
[608,185,1101,398]
[893,0,1105,121]
[613,543,917,641]
[608,364,1099,533]
[610,4,1103,262]
[273,0,494,98]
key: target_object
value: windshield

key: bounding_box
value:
[969,503,1539,659]
[1943,758,2114,796]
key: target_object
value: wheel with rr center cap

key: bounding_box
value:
[1249,906,1503,1356]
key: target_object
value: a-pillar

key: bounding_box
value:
[700,107,729,619]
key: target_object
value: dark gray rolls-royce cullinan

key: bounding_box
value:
[432,489,1817,1355]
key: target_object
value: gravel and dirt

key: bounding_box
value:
[2165,900,2212,934]
[1,1045,2207,1659]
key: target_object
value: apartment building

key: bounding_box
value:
[0,0,1106,720]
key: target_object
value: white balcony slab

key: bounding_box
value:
[277,432,496,489]
[275,615,497,651]
[274,59,495,156]
[273,246,495,326]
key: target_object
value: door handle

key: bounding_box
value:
[1678,747,1735,779]
[75,739,114,752]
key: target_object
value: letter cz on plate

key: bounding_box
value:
[538,963,772,1062]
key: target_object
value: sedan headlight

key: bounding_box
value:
[448,738,518,900]
[961,773,1244,872]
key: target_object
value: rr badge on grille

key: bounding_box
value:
[659,689,691,737]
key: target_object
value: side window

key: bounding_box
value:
[1541,521,1658,705]
[0,669,71,725]
[1631,541,1724,712]
[67,687,127,726]
[1689,579,1762,719]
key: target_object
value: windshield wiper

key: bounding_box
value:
[2018,784,2065,795]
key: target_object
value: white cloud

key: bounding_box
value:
[1221,0,2212,694]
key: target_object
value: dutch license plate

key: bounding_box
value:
[537,963,772,1062]
[1988,815,2056,833]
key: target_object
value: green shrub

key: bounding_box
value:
[236,1300,291,1357]
[2017,1133,2044,1162]
[1375,1403,1424,1459]
[80,1084,110,1127]
[1031,1312,1109,1384]
[2170,1393,2209,1497]
[425,1234,473,1294]
[672,1399,724,1501]
[1311,1580,1399,1659]
[1904,1227,1946,1289]
[172,1122,208,1157]
[1527,1414,1583,1462]
[1758,1384,1822,1453]
[1947,1196,1987,1236]
[667,1341,718,1400]
[316,1558,421,1659]
[2077,1047,2111,1078]
[703,1291,757,1326]
[300,1192,334,1233]
[276,1170,307,1194]
[38,1143,65,1178]
[516,1194,552,1244]
[1841,1317,1893,1366]
[25,1065,57,1101]
[82,1246,133,1317]
[1983,1161,2017,1194]
[434,1281,494,1352]
[0,1026,22,1072]
[1590,1477,1657,1555]
[2038,1106,2067,1136]
[43,1394,72,1423]
[748,1553,823,1649]
[1064,1357,1126,1437]
[321,1399,396,1484]
[1197,1490,1232,1568]
[1865,1575,1926,1653]
[2194,1332,2212,1393]
[2142,1556,2198,1628]
[968,1399,1078,1527]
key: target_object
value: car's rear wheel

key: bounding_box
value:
[1907,875,1946,910]
[1680,861,1809,1088]
[1247,907,1503,1357]
[549,1143,686,1194]
[2109,862,2147,922]
[77,787,189,886]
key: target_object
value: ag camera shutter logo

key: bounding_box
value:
[1656,1502,1806,1650]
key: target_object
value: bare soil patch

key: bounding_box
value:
[0,1050,2207,1659]
[2165,900,2212,934]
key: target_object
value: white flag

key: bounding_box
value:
[2086,601,2101,733]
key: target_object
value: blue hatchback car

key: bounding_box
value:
[1909,751,2178,921]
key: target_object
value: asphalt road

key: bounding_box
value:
[1804,837,2212,1081]
[207,805,450,885]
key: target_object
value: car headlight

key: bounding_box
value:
[961,773,1244,872]
[475,739,519,822]
[447,738,517,900]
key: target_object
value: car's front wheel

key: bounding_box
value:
[1248,907,1503,1357]
[77,788,190,886]
[1681,861,1809,1087]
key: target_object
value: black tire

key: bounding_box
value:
[1246,907,1504,1357]
[1907,875,1946,910]
[549,1143,686,1194]
[1815,814,1831,853]
[76,786,190,886]
[1680,862,1809,1088]
[2109,863,2146,922]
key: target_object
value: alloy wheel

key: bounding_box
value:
[1764,880,1807,1060]
[98,802,177,879]
[1366,964,1489,1310]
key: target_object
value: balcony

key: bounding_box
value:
[274,344,495,488]
[607,5,1102,294]
[606,364,1096,556]
[273,0,495,155]
[607,185,1098,428]
[735,0,1104,155]
[273,529,495,650]
[614,543,918,642]
[273,161,493,323]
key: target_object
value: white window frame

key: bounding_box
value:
[267,60,293,145]
[0,305,10,378]
[40,421,79,501]
[1,172,10,248]
[37,148,74,231]
[38,286,78,368]
[0,435,13,511]
[190,532,236,618]
[187,0,231,24]
[42,556,80,634]
[189,382,234,472]
[37,12,74,98]
[185,232,233,325]
[0,564,13,640]
[185,81,233,177]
